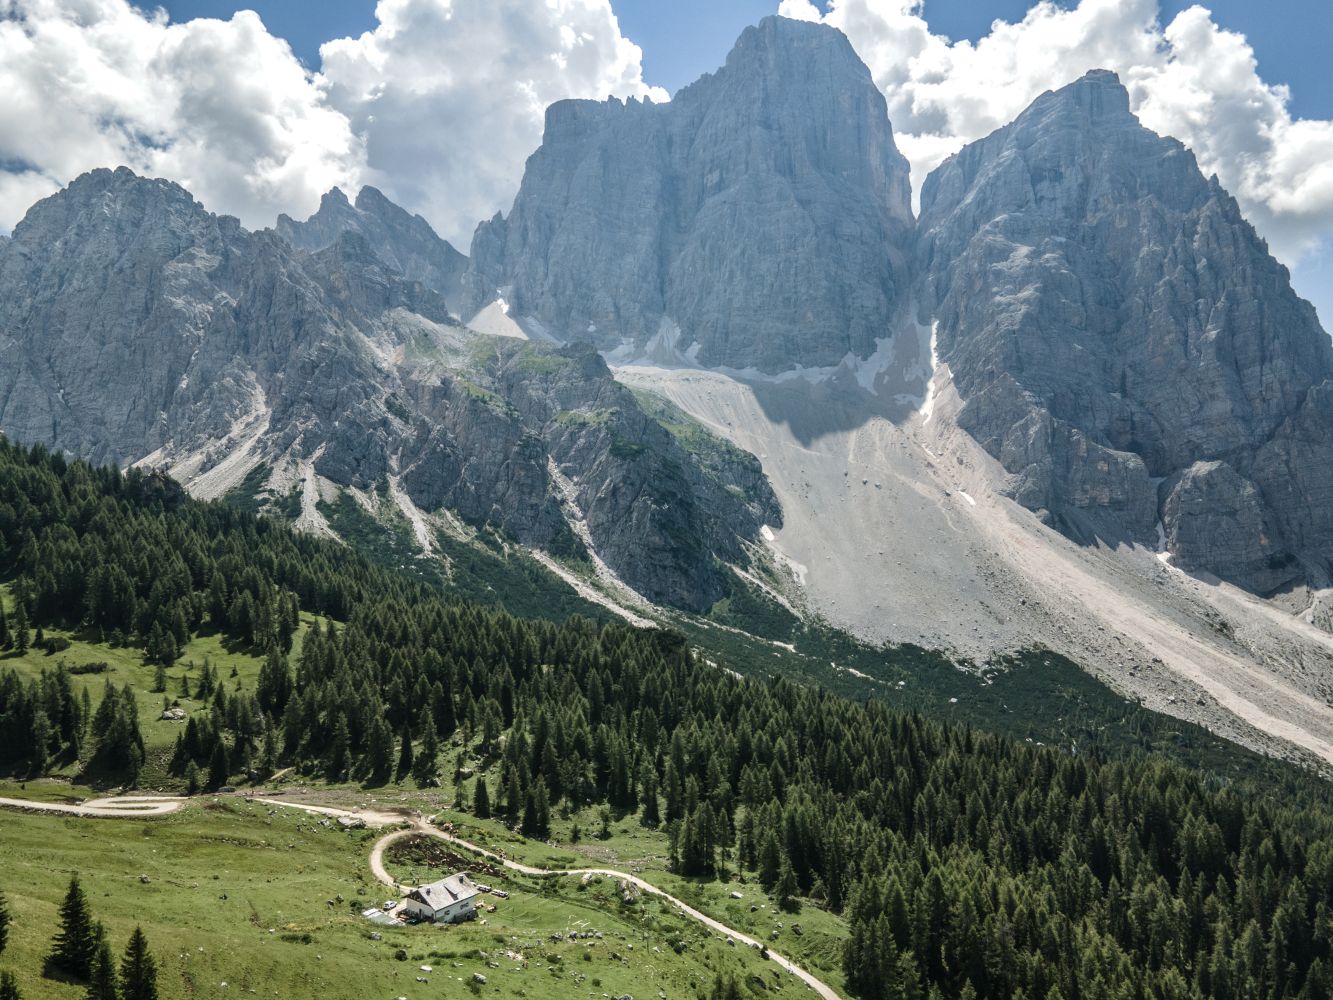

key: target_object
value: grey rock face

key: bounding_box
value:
[917,70,1333,592]
[0,167,777,611]
[463,15,913,373]
[1160,462,1294,592]
[276,186,469,307]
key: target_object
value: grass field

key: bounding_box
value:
[0,585,318,790]
[0,796,799,999]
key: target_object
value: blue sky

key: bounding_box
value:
[159,0,1333,120]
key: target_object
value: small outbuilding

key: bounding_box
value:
[401,873,481,924]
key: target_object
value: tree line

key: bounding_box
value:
[1,437,1332,998]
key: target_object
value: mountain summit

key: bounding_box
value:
[918,70,1333,593]
[462,15,915,372]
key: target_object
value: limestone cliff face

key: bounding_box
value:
[6,26,1333,609]
[276,185,469,308]
[917,71,1333,593]
[463,15,914,373]
[0,167,777,611]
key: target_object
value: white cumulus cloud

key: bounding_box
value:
[779,0,1333,265]
[0,0,664,247]
[317,0,668,246]
[0,0,365,231]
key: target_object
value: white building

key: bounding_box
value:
[401,873,482,924]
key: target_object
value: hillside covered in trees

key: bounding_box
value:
[1,438,1331,1000]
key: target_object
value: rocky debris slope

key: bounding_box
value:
[462,15,914,373]
[916,70,1333,595]
[0,167,777,611]
[277,185,469,307]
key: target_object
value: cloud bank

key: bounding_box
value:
[0,0,364,232]
[317,0,667,246]
[778,0,1333,264]
[0,0,663,244]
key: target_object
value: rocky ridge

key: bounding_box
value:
[917,70,1333,595]
[462,15,914,373]
[0,167,777,611]
[277,185,469,308]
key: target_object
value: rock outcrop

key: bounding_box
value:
[0,167,778,611]
[917,70,1333,593]
[462,15,914,373]
[277,185,469,308]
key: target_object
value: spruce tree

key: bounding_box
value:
[364,717,393,785]
[207,741,229,789]
[0,603,8,648]
[0,888,9,954]
[396,729,413,783]
[259,725,278,780]
[411,715,439,787]
[11,603,28,655]
[473,776,491,819]
[86,936,116,1000]
[776,858,800,914]
[47,875,97,979]
[0,970,19,1000]
[522,779,551,839]
[119,926,157,1000]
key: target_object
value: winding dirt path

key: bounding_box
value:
[0,795,185,817]
[366,818,841,1000]
[0,793,840,997]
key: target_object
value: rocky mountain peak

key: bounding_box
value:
[462,15,914,373]
[275,183,468,307]
[917,66,1333,593]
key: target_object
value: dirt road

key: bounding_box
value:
[0,795,185,817]
[0,793,841,997]
[366,819,841,1000]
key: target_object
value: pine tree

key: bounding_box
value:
[474,776,491,819]
[207,741,229,789]
[639,762,660,827]
[522,778,551,839]
[411,715,439,787]
[364,717,393,785]
[119,926,157,1000]
[86,935,117,1000]
[259,725,278,780]
[328,716,349,779]
[185,761,201,795]
[776,857,800,914]
[396,729,414,783]
[12,603,28,655]
[0,888,9,954]
[0,603,8,649]
[0,970,20,1000]
[152,663,167,694]
[47,875,98,979]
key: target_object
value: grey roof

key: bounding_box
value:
[410,873,480,908]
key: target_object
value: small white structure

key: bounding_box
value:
[401,873,481,924]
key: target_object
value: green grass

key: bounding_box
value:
[0,797,790,999]
[0,584,316,789]
[395,795,849,995]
